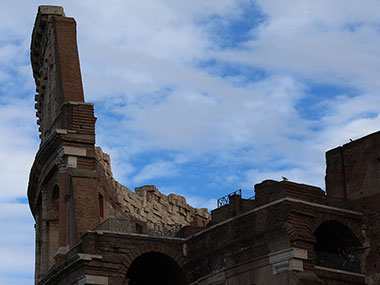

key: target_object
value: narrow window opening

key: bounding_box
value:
[98,193,104,218]
[135,223,143,234]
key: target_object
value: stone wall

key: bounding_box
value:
[39,231,187,285]
[95,147,210,230]
[184,191,366,284]
[325,130,380,280]
[29,7,211,283]
[29,6,380,285]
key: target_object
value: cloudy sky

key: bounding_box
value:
[1,0,380,283]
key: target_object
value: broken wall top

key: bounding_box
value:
[31,6,86,143]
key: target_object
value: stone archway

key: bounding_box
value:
[314,220,360,253]
[124,252,185,285]
[314,220,361,273]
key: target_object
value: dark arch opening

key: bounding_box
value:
[314,220,361,272]
[125,252,185,285]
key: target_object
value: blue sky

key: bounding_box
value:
[1,0,380,283]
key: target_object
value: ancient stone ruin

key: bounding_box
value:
[28,6,380,284]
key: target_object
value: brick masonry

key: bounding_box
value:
[28,6,380,285]
[95,147,210,228]
[28,6,210,284]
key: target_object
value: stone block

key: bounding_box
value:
[39,5,65,16]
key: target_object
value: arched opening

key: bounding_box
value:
[314,220,361,273]
[48,185,60,268]
[125,252,185,285]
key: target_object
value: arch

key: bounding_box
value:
[314,220,360,253]
[308,212,363,242]
[119,242,185,274]
[314,220,361,273]
[124,252,185,285]
[48,184,60,268]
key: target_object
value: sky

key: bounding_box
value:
[1,0,380,283]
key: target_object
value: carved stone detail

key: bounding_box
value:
[55,156,67,171]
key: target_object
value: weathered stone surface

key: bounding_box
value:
[326,131,380,280]
[28,7,210,284]
[38,5,65,16]
[95,146,210,228]
[28,5,380,285]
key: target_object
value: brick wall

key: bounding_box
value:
[325,131,380,277]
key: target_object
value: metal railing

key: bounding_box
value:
[316,251,360,273]
[217,189,242,208]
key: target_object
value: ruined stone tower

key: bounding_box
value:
[28,6,100,281]
[28,6,209,284]
[28,6,380,285]
[325,131,380,281]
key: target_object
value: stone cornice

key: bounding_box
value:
[189,197,362,240]
[31,6,65,141]
[31,6,64,82]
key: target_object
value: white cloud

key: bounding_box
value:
[217,0,380,94]
[185,195,217,211]
[133,160,178,185]
[0,203,35,281]
[0,99,39,201]
[243,166,326,191]
[158,185,217,211]
[70,0,380,171]
[317,113,380,151]
[2,1,380,283]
